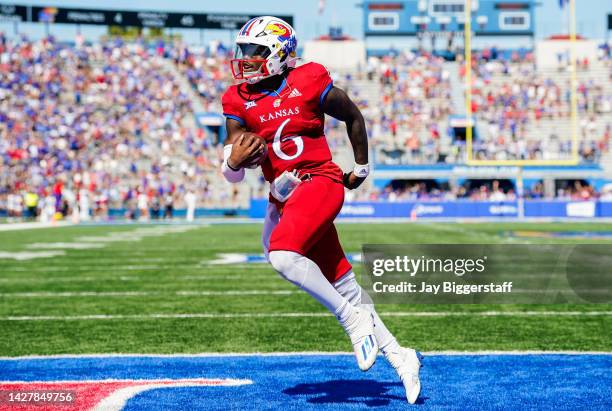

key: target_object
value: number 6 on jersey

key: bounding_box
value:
[272,119,303,161]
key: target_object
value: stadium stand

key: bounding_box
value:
[469,52,610,162]
[0,35,248,220]
[363,50,611,165]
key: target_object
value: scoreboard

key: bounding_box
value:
[363,0,534,36]
[0,4,292,30]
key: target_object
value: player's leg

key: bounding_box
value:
[305,223,406,356]
[307,222,421,402]
[305,223,352,283]
[333,272,422,404]
[267,176,378,370]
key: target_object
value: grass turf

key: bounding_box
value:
[0,222,610,356]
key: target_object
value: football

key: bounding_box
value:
[242,133,268,169]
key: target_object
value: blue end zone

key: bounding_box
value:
[1,354,610,410]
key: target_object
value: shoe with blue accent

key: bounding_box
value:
[343,308,379,371]
[386,347,422,404]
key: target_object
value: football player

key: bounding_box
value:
[220,16,421,404]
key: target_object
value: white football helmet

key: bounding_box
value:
[231,16,298,83]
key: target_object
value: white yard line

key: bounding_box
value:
[0,222,72,232]
[3,266,155,272]
[1,311,609,321]
[0,274,273,283]
[2,265,198,272]
[1,261,271,272]
[0,226,201,261]
[0,251,66,260]
[0,276,141,283]
[26,243,106,250]
[0,290,296,298]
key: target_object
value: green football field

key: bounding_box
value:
[0,222,610,357]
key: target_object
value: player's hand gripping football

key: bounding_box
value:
[343,172,367,190]
[228,133,266,169]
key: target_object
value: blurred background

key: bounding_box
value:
[1,0,610,222]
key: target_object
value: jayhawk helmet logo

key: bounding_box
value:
[265,22,291,40]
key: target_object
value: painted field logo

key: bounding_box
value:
[0,378,252,410]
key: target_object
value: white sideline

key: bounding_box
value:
[1,311,610,321]
[0,351,610,360]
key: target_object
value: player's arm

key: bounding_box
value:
[322,86,369,189]
[221,118,263,183]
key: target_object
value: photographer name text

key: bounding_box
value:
[372,281,513,295]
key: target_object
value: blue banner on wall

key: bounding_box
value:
[249,199,612,219]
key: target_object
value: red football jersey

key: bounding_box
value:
[221,62,343,183]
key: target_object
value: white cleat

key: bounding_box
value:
[387,347,422,404]
[343,308,379,371]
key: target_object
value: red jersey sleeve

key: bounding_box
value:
[306,62,334,106]
[221,87,246,126]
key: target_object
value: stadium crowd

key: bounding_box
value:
[357,51,455,164]
[363,50,611,165]
[468,52,610,162]
[1,33,610,220]
[0,34,242,221]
